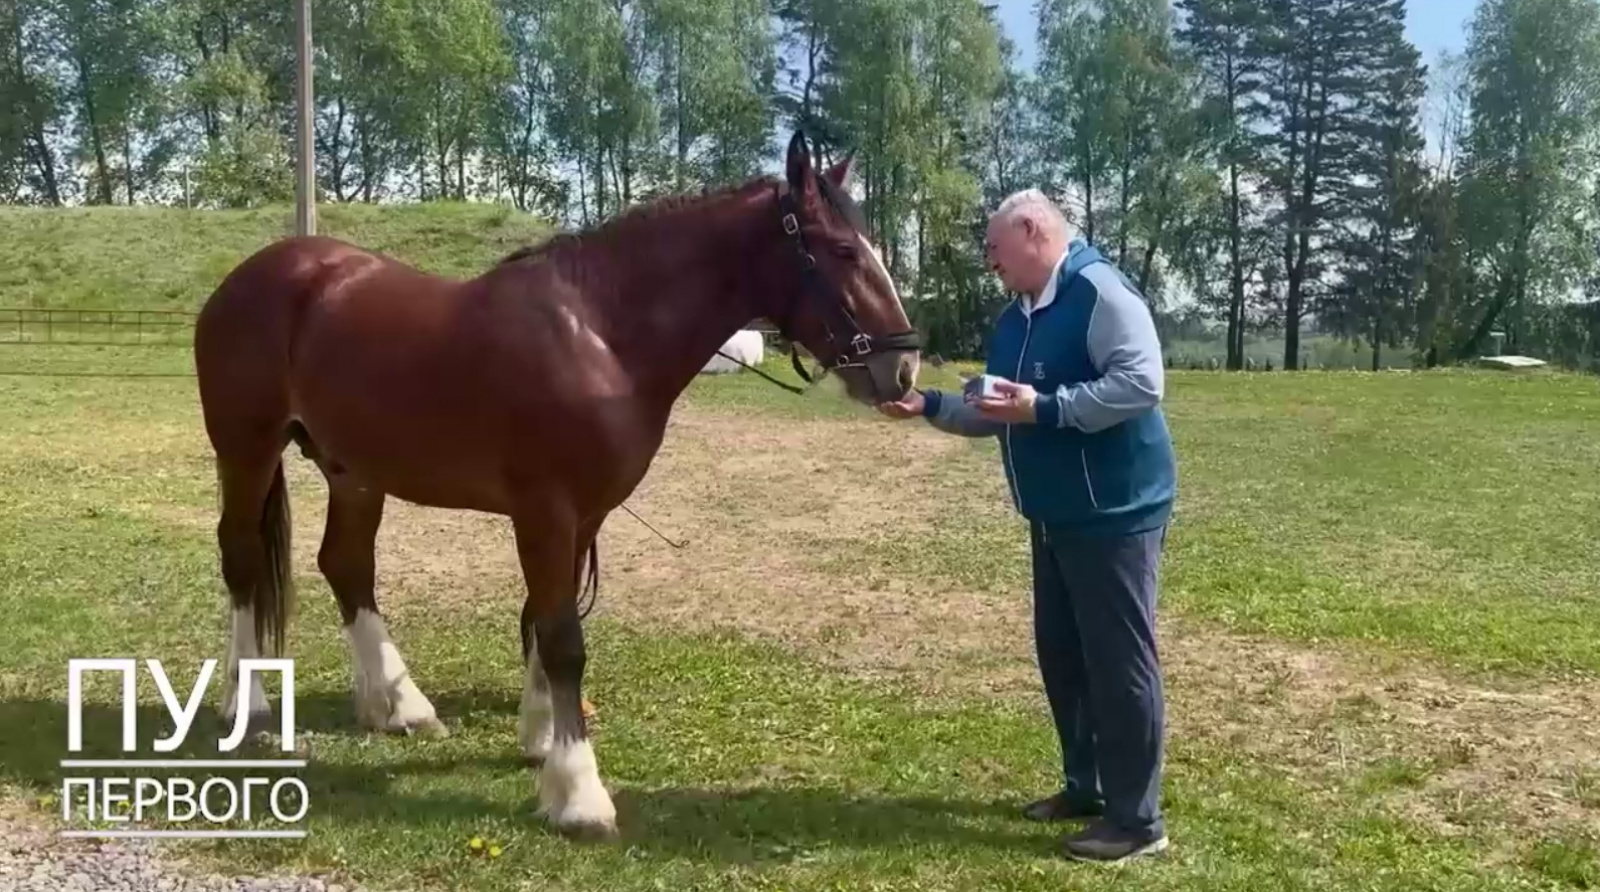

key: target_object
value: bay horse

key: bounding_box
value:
[192,130,920,841]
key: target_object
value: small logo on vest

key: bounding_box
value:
[1032,362,1045,381]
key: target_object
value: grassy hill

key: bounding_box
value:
[0,203,1557,374]
[0,202,554,312]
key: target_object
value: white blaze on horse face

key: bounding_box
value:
[345,609,442,734]
[857,232,902,305]
[220,605,270,723]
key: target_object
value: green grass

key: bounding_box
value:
[2,356,1598,890]
[788,367,1600,680]
[0,202,551,312]
[3,206,1599,890]
[0,424,1567,892]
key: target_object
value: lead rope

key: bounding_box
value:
[589,343,807,621]
[712,345,821,395]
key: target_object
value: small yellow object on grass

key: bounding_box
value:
[468,835,507,860]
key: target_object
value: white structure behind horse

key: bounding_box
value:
[701,329,765,374]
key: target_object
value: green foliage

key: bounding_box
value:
[1449,0,1600,359]
[5,0,1600,369]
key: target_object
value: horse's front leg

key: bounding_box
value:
[319,481,445,737]
[518,597,555,766]
[513,504,617,841]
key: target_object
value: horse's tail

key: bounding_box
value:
[255,457,295,658]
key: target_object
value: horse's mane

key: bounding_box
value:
[495,177,779,268]
[495,168,870,269]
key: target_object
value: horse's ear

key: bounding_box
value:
[824,151,855,189]
[785,130,812,192]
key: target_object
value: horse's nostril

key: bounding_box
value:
[897,360,914,393]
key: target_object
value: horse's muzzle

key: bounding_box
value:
[854,350,919,405]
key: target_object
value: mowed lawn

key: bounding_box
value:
[0,205,1597,890]
[1,352,1598,892]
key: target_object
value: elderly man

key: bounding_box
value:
[878,189,1176,863]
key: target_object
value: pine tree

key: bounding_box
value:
[1175,0,1264,369]
[1322,0,1427,370]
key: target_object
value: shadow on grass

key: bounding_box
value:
[0,693,1055,865]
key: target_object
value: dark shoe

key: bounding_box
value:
[1061,819,1169,863]
[1021,790,1104,823]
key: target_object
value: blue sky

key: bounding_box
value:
[992,0,1475,71]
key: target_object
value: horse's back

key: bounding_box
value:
[193,232,651,514]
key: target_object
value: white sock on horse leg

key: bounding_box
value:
[519,641,554,762]
[221,604,271,723]
[345,608,441,733]
[540,736,616,831]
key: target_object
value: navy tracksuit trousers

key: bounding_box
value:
[1030,520,1167,838]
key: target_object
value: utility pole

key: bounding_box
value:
[294,0,315,236]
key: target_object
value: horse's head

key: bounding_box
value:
[760,131,921,406]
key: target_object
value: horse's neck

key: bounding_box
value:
[593,192,779,404]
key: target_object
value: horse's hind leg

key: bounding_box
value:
[514,505,616,841]
[214,445,293,734]
[317,475,446,738]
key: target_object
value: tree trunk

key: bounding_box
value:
[327,96,348,202]
[1226,161,1245,370]
[1080,134,1095,242]
[73,53,115,205]
[1118,146,1131,266]
[123,130,135,205]
[456,126,466,200]
[675,25,687,192]
[1224,45,1246,372]
[1371,308,1381,372]
[10,7,60,204]
[359,111,375,202]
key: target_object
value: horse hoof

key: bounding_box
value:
[555,818,619,844]
[402,716,450,739]
[218,710,276,744]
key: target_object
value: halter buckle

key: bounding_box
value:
[782,213,799,235]
[851,333,872,356]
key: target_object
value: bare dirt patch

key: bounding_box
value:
[138,404,1600,850]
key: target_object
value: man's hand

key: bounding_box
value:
[877,390,926,419]
[973,379,1038,423]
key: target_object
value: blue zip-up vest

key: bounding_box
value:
[984,246,1176,537]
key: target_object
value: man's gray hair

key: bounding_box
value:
[990,188,1079,242]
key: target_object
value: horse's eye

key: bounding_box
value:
[832,243,859,260]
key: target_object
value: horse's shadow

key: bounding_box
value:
[0,692,1053,865]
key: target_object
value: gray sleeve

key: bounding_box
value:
[1038,263,1165,433]
[921,388,1005,438]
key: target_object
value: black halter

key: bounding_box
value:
[743,181,921,392]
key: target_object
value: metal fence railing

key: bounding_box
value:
[0,308,197,347]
